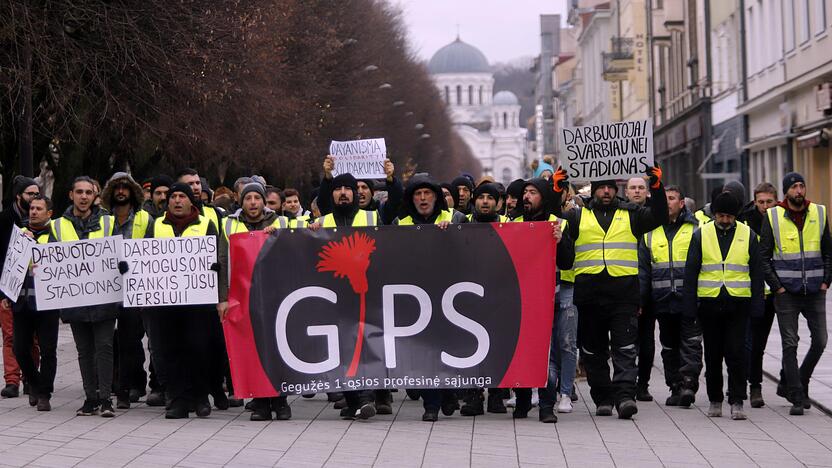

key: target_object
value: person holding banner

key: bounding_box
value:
[13,195,57,411]
[0,176,41,399]
[49,176,119,417]
[101,172,153,410]
[554,165,668,419]
[319,156,403,226]
[143,182,225,419]
[219,181,294,421]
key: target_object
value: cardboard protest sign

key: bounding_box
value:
[122,236,218,307]
[32,236,123,311]
[0,225,36,302]
[329,138,386,179]
[559,119,654,181]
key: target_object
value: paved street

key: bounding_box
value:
[1,316,832,468]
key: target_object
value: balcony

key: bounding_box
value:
[602,37,634,82]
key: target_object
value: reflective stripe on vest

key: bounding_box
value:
[223,215,291,240]
[52,215,114,242]
[321,210,378,228]
[574,207,638,277]
[466,214,509,223]
[697,222,752,298]
[767,204,826,293]
[153,215,211,238]
[398,210,453,226]
[645,222,694,299]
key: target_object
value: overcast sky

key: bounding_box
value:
[393,0,568,64]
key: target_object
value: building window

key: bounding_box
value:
[444,86,450,104]
[815,0,827,34]
[479,86,483,104]
[502,168,512,186]
[801,0,811,43]
[784,0,796,51]
[511,112,516,127]
[503,112,508,129]
[747,5,756,73]
[456,85,462,105]
[467,85,473,105]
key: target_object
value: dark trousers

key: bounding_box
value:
[656,313,703,391]
[115,307,147,398]
[698,301,748,404]
[142,309,166,393]
[774,291,828,403]
[12,304,59,398]
[577,302,639,406]
[421,389,457,411]
[343,390,373,408]
[144,307,213,409]
[637,307,656,388]
[70,319,116,401]
[745,295,776,389]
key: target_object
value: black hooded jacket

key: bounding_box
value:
[394,174,467,225]
[323,174,361,227]
[318,175,404,225]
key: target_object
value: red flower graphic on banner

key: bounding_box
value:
[316,232,376,377]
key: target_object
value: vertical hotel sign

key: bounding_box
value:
[630,0,648,101]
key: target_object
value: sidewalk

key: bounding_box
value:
[762,293,832,414]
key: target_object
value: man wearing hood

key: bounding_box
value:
[504,179,525,219]
[554,166,668,419]
[218,182,293,421]
[683,191,764,420]
[393,174,465,421]
[511,178,575,423]
[101,172,154,410]
[318,156,403,225]
[639,185,703,408]
[49,176,119,417]
[451,176,474,215]
[143,183,227,419]
[0,176,40,398]
[760,172,831,415]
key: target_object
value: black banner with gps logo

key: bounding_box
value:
[224,222,556,398]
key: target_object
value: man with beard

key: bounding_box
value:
[310,172,378,420]
[142,175,172,218]
[510,178,574,423]
[318,156,402,226]
[683,192,764,420]
[219,182,292,421]
[0,177,40,398]
[504,179,525,219]
[760,172,831,415]
[394,174,466,421]
[639,185,703,408]
[451,176,474,215]
[554,166,668,419]
[49,176,118,417]
[101,173,153,410]
[143,183,226,419]
[13,195,57,411]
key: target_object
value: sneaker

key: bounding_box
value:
[327,392,344,402]
[512,405,530,419]
[129,388,145,403]
[195,400,212,418]
[665,389,681,406]
[749,387,764,408]
[707,402,722,418]
[557,394,573,413]
[460,400,484,416]
[679,388,696,408]
[617,399,638,419]
[100,400,115,418]
[28,393,38,407]
[212,392,229,410]
[440,399,459,416]
[356,403,376,420]
[506,396,517,408]
[340,407,356,420]
[274,400,292,421]
[422,409,438,422]
[730,403,746,420]
[596,404,613,416]
[333,397,348,409]
[146,391,166,407]
[165,405,188,419]
[375,392,393,415]
[538,406,557,423]
[116,396,130,410]
[790,403,805,415]
[36,397,51,412]
[486,392,507,414]
[636,385,653,402]
[405,389,421,401]
[249,399,272,421]
[530,388,539,407]
[1,384,19,398]
[76,399,100,416]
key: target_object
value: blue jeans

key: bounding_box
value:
[552,284,578,396]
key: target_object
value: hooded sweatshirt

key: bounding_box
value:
[395,174,467,225]
[101,172,152,239]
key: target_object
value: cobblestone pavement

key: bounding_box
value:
[1,323,831,467]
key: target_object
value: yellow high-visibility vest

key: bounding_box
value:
[51,215,114,241]
[223,215,292,241]
[697,222,752,298]
[766,203,827,293]
[320,210,378,228]
[153,215,211,238]
[644,222,695,298]
[397,210,453,225]
[574,207,638,277]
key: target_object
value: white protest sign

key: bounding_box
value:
[122,236,218,307]
[329,138,387,179]
[32,236,123,311]
[559,119,654,181]
[0,225,36,302]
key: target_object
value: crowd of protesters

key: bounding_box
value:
[0,154,827,425]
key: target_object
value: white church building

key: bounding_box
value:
[427,37,528,185]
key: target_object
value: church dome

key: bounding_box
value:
[493,90,519,105]
[428,38,490,74]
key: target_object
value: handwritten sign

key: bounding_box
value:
[559,119,654,181]
[0,225,36,302]
[32,236,123,310]
[329,138,386,179]
[122,236,218,307]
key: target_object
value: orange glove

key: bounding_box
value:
[552,166,569,193]
[647,165,662,189]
